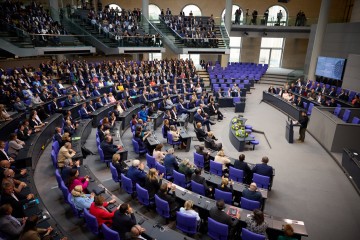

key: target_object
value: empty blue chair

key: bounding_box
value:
[59,181,69,203]
[173,170,190,188]
[333,107,341,117]
[83,209,99,235]
[155,194,170,220]
[167,132,181,148]
[229,167,244,183]
[250,140,260,150]
[55,169,62,188]
[121,173,134,195]
[191,180,206,196]
[303,102,308,110]
[342,109,351,122]
[98,146,111,167]
[214,189,232,204]
[208,217,228,240]
[307,103,314,116]
[253,173,270,190]
[132,139,147,156]
[351,117,360,124]
[102,223,120,240]
[155,162,173,180]
[136,183,153,207]
[51,150,57,168]
[146,153,156,168]
[109,163,120,183]
[60,101,65,107]
[242,228,266,240]
[210,161,223,177]
[241,197,261,211]
[52,141,60,155]
[176,212,197,235]
[194,152,205,169]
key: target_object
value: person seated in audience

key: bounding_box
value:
[108,92,116,103]
[131,114,139,126]
[61,132,72,145]
[89,195,116,227]
[157,182,178,216]
[217,177,234,194]
[102,93,110,105]
[163,119,171,135]
[126,160,146,187]
[64,95,76,107]
[1,182,34,218]
[13,97,27,112]
[196,145,210,163]
[164,148,178,176]
[178,158,195,181]
[128,224,147,240]
[67,168,90,193]
[191,168,212,195]
[214,149,230,172]
[61,159,80,184]
[134,130,151,153]
[112,203,137,240]
[179,200,201,223]
[164,110,176,126]
[94,97,104,109]
[57,142,76,170]
[126,96,134,108]
[0,104,12,121]
[234,154,252,184]
[87,100,96,112]
[328,87,336,97]
[169,125,187,148]
[153,144,166,163]
[278,224,297,240]
[80,103,92,119]
[71,185,95,211]
[206,132,222,151]
[208,100,223,121]
[253,156,273,178]
[268,85,276,94]
[102,116,115,130]
[63,120,76,136]
[18,215,55,240]
[0,204,25,238]
[170,106,178,122]
[147,102,156,116]
[209,199,240,239]
[0,160,27,183]
[17,123,32,141]
[2,169,27,194]
[112,153,127,176]
[64,111,79,127]
[101,135,122,160]
[245,209,268,238]
[8,133,25,159]
[138,105,148,122]
[144,168,163,199]
[352,95,360,106]
[194,108,214,132]
[29,111,45,132]
[294,96,303,107]
[242,182,262,202]
[73,92,82,103]
[92,87,101,97]
[307,89,317,100]
[97,124,107,143]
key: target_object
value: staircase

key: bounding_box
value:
[197,69,210,87]
[259,69,304,86]
[0,29,34,49]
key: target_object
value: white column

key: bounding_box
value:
[142,0,149,19]
[307,0,332,80]
[49,0,60,22]
[224,0,232,32]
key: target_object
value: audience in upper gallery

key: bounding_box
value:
[245,209,268,239]
[252,156,273,178]
[70,185,95,211]
[89,195,116,227]
[242,182,262,202]
[126,160,146,187]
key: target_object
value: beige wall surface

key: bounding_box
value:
[351,0,360,22]
[282,38,309,69]
[240,37,261,63]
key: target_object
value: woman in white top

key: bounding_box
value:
[153,144,166,163]
[214,149,231,171]
[179,200,201,223]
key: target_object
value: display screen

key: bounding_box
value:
[315,56,346,80]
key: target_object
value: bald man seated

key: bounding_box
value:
[241,182,262,202]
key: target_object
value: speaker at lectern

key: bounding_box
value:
[285,119,294,143]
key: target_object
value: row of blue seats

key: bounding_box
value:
[333,107,360,124]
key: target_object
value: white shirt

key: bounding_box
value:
[179,207,201,221]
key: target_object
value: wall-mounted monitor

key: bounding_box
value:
[315,56,346,80]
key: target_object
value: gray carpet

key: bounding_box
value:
[34,84,360,240]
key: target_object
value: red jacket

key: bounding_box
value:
[89,202,115,227]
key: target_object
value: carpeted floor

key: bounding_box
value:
[34,84,360,240]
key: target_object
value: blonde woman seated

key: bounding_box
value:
[217,177,234,194]
[153,144,166,163]
[61,132,72,146]
[179,200,201,223]
[71,185,95,211]
[169,125,187,148]
[214,149,231,171]
[144,168,163,199]
[108,92,116,103]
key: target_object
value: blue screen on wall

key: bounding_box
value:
[315,56,346,80]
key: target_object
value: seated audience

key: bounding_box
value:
[57,142,76,169]
[71,185,95,211]
[245,209,268,238]
[191,168,212,195]
[112,153,127,176]
[18,215,54,240]
[144,168,163,199]
[0,204,25,238]
[164,148,178,176]
[8,133,25,158]
[178,158,194,181]
[214,149,230,171]
[233,154,252,184]
[2,169,27,194]
[153,144,166,163]
[157,183,178,216]
[89,195,116,227]
[242,182,262,202]
[253,156,273,178]
[1,182,34,218]
[67,169,89,193]
[205,132,222,151]
[112,203,137,240]
[101,135,121,160]
[179,200,201,223]
[126,160,146,186]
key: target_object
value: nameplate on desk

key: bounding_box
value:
[284,219,304,225]
[72,137,81,141]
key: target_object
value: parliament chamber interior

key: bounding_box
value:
[1,0,360,239]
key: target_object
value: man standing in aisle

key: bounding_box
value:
[295,111,309,143]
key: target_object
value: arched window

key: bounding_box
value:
[107,4,122,12]
[221,5,243,24]
[266,5,288,26]
[182,4,202,17]
[149,4,161,20]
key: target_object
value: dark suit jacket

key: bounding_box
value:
[54,133,63,145]
[144,178,162,198]
[17,130,30,141]
[209,207,238,229]
[100,141,118,160]
[0,192,28,218]
[50,101,60,113]
[63,125,75,136]
[191,174,210,190]
[112,211,136,240]
[194,112,205,124]
[80,107,90,118]
[126,166,146,186]
[126,100,134,108]
[233,161,251,177]
[157,190,177,210]
[252,163,273,178]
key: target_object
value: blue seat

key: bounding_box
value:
[4,141,9,153]
[52,141,60,155]
[121,173,134,195]
[167,132,181,148]
[307,103,314,116]
[146,153,156,168]
[194,152,205,169]
[342,109,351,122]
[136,183,153,207]
[176,212,197,235]
[253,173,270,190]
[173,170,190,188]
[242,228,266,240]
[109,163,120,183]
[67,193,83,218]
[51,150,57,168]
[155,162,173,180]
[229,167,244,183]
[191,180,206,196]
[210,161,223,177]
[155,194,170,220]
[102,223,120,240]
[333,107,341,117]
[207,217,228,240]
[303,102,308,110]
[132,139,147,156]
[241,197,261,211]
[83,209,99,235]
[59,181,69,203]
[55,169,63,189]
[250,140,259,150]
[214,189,232,204]
[351,117,360,124]
[98,146,111,167]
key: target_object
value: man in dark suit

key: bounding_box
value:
[126,97,134,108]
[252,156,273,178]
[177,99,188,114]
[54,127,63,145]
[79,103,92,119]
[87,100,96,112]
[126,160,146,186]
[242,182,262,202]
[208,101,223,121]
[92,87,101,97]
[97,125,106,143]
[191,168,212,195]
[209,199,240,239]
[71,82,79,93]
[64,95,75,107]
[194,109,213,132]
[112,203,137,240]
[157,182,178,216]
[233,154,252,184]
[102,93,110,105]
[100,135,120,160]
[328,87,336,97]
